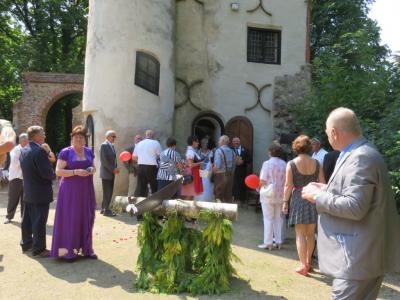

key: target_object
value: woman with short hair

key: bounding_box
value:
[157,137,183,194]
[282,135,325,276]
[51,126,97,261]
[258,143,286,250]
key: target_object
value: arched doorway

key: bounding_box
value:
[13,72,83,133]
[45,92,82,154]
[192,112,224,149]
[225,116,253,170]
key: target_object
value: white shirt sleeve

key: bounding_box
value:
[260,161,269,181]
[186,148,195,159]
[133,143,139,156]
[155,141,162,156]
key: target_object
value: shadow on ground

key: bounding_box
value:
[35,256,136,293]
[0,254,4,272]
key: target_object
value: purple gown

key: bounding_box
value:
[51,146,96,260]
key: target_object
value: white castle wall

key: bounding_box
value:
[174,0,308,172]
[83,0,175,198]
[82,0,309,199]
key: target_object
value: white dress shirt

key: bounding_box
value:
[8,144,24,180]
[312,148,328,165]
[133,138,162,166]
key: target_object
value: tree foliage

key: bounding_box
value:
[136,212,238,295]
[0,1,88,149]
[292,0,400,209]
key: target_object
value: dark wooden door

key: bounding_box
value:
[225,116,253,171]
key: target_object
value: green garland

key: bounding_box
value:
[135,211,238,295]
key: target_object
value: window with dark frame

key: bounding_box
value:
[247,27,281,64]
[134,51,160,95]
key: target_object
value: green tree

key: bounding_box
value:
[292,0,400,209]
[0,0,88,149]
[2,0,88,73]
[0,11,28,119]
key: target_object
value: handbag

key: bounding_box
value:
[260,183,275,198]
[182,174,193,185]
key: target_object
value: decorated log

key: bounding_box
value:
[113,196,238,221]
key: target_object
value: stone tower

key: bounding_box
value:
[83,0,311,198]
[83,0,176,195]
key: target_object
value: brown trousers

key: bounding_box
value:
[213,172,233,203]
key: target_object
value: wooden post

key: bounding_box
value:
[113,196,238,221]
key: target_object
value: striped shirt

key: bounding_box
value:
[157,148,183,181]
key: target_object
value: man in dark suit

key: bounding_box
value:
[322,150,340,182]
[231,137,252,206]
[99,130,119,216]
[20,126,55,257]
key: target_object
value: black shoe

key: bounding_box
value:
[33,249,50,258]
[21,246,32,253]
[103,211,116,217]
[100,209,105,215]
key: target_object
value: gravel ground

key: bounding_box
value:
[0,183,399,300]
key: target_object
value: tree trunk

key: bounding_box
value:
[113,197,238,221]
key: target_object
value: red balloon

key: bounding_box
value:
[245,174,260,189]
[119,151,132,162]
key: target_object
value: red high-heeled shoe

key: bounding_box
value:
[295,265,309,277]
[306,263,314,273]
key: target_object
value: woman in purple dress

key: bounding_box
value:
[51,126,97,260]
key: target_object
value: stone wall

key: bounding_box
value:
[273,64,312,137]
[72,102,84,128]
[13,72,83,133]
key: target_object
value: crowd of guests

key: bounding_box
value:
[110,131,252,205]
[1,106,400,299]
[1,123,253,259]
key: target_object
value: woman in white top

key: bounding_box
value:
[181,136,203,200]
[258,144,287,250]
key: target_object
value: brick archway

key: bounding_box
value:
[13,72,83,132]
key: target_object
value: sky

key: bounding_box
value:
[369,0,400,55]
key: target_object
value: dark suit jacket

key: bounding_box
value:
[232,146,252,195]
[99,141,117,180]
[20,142,55,204]
[322,150,340,182]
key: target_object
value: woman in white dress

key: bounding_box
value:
[197,138,214,201]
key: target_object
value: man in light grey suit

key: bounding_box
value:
[99,130,119,216]
[302,107,400,300]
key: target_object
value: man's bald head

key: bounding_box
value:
[326,107,362,136]
[145,130,154,139]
